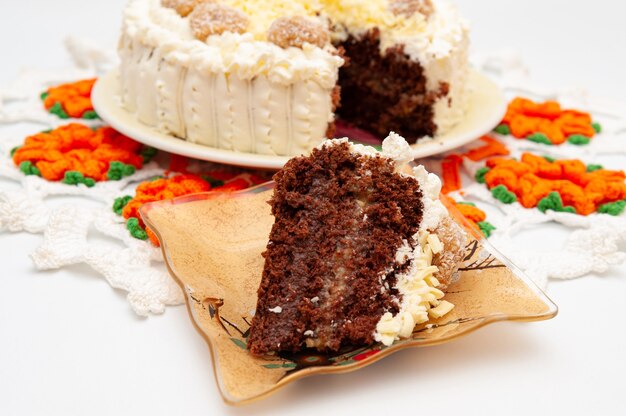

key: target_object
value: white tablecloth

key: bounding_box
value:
[1,1,624,415]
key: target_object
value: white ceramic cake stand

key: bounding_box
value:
[92,69,506,169]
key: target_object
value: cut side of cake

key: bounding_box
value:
[247,133,466,355]
[118,0,470,156]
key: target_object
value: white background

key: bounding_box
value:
[1,1,625,415]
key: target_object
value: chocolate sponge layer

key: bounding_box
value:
[248,141,424,355]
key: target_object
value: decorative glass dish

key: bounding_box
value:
[140,183,557,405]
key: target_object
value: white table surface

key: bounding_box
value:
[1,1,625,415]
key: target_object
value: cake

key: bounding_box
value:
[118,0,470,156]
[247,133,466,355]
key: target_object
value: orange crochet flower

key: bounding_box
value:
[498,97,598,145]
[13,123,145,183]
[441,154,463,194]
[116,169,269,245]
[440,195,495,238]
[482,153,626,215]
[42,78,98,119]
[440,136,510,194]
[464,136,510,161]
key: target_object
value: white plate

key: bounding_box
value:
[92,69,506,169]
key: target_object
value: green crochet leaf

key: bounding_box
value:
[494,124,511,135]
[126,217,148,240]
[19,161,41,177]
[537,192,576,214]
[586,164,603,173]
[491,185,517,204]
[107,161,136,181]
[592,122,602,134]
[140,146,158,164]
[113,195,133,216]
[48,102,69,119]
[526,133,552,145]
[62,171,95,187]
[477,221,496,238]
[475,167,490,184]
[202,175,225,188]
[82,110,99,120]
[597,200,626,216]
[567,135,590,146]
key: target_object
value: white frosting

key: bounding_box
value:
[323,132,414,163]
[321,0,468,65]
[119,0,340,156]
[427,25,471,136]
[411,165,448,231]
[123,0,343,87]
[381,131,413,167]
[219,0,326,40]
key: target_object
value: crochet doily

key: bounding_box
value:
[0,38,624,316]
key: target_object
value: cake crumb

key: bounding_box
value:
[304,330,315,337]
[268,306,283,313]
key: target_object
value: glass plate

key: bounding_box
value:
[140,183,557,405]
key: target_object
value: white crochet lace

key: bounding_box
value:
[0,37,184,316]
[445,52,626,288]
[0,39,624,317]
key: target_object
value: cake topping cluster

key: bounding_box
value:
[267,16,330,49]
[388,0,434,18]
[161,0,205,17]
[189,2,249,40]
[161,0,331,48]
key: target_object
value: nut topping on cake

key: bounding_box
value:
[161,0,206,17]
[389,0,434,18]
[267,16,329,49]
[189,3,249,41]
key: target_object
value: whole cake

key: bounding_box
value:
[119,0,470,156]
[247,133,467,355]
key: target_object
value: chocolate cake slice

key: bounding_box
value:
[247,133,466,355]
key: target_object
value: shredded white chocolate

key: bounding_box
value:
[375,231,454,346]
